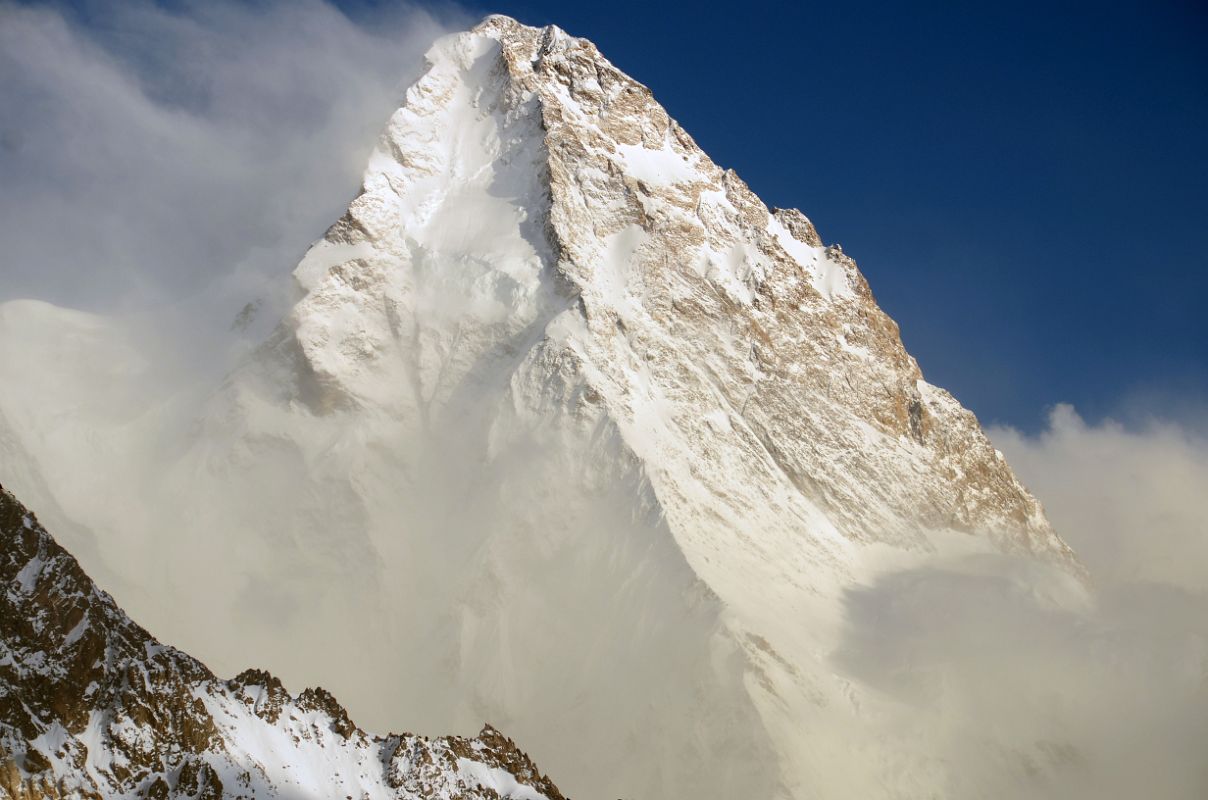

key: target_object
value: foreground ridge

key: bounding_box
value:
[0,484,565,800]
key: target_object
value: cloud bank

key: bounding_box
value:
[833,406,1208,798]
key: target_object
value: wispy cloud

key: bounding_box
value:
[0,0,467,313]
[993,403,1208,592]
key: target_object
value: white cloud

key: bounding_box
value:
[0,0,467,314]
[832,405,1208,797]
[993,403,1208,592]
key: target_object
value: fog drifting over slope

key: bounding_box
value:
[1,3,1205,796]
[832,408,1208,797]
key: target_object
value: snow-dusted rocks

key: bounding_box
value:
[0,14,1081,800]
[0,484,564,800]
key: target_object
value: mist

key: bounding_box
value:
[993,403,1208,593]
[830,406,1208,797]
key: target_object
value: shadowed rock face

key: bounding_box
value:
[0,484,565,800]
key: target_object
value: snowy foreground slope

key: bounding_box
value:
[0,15,1083,800]
[0,484,566,800]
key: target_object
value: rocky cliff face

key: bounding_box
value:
[0,15,1080,800]
[0,484,564,800]
[271,14,1070,558]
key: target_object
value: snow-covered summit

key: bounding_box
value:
[195,15,1077,796]
[0,15,1080,800]
[256,12,1072,557]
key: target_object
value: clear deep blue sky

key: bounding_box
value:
[349,0,1206,431]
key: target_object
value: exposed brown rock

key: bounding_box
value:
[0,485,564,799]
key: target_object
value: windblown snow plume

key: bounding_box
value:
[1,9,1205,800]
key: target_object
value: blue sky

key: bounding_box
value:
[333,0,1208,431]
[6,0,1206,431]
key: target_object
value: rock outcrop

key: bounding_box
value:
[0,484,564,800]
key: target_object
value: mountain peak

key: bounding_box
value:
[0,17,1080,800]
[203,18,1077,795]
[471,13,557,37]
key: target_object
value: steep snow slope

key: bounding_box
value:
[0,15,1081,800]
[0,484,565,800]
